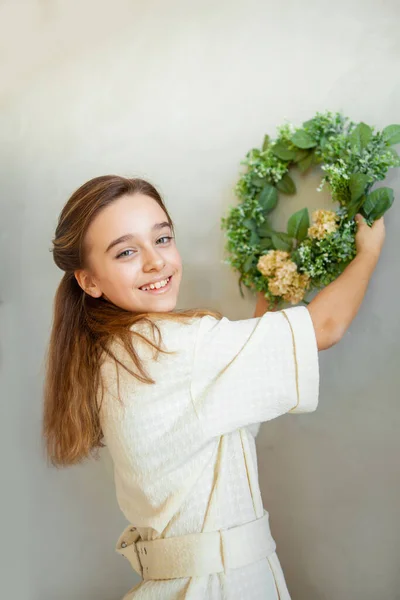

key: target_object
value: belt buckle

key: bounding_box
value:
[115,524,144,577]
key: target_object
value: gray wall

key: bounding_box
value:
[1,1,399,598]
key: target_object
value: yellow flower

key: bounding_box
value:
[257,251,290,277]
[282,273,311,304]
[308,209,339,240]
[257,250,310,304]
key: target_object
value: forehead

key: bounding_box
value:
[86,193,168,245]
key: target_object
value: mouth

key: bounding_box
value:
[139,275,173,294]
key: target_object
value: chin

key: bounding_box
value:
[133,294,177,313]
[150,299,178,313]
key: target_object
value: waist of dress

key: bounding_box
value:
[115,509,276,580]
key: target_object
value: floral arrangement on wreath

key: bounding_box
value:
[221,112,400,307]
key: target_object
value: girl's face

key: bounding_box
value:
[75,193,182,313]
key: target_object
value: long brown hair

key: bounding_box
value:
[43,175,222,467]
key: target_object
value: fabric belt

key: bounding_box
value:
[115,510,276,580]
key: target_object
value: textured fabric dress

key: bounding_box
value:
[99,305,320,599]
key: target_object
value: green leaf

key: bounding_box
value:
[257,222,273,237]
[388,147,400,166]
[302,118,315,129]
[382,124,400,146]
[243,219,257,232]
[248,148,261,160]
[271,141,297,161]
[244,255,255,272]
[238,275,245,299]
[276,173,296,195]
[349,173,370,202]
[291,130,317,149]
[349,122,373,152]
[262,134,270,151]
[347,194,366,220]
[319,136,329,150]
[259,237,273,250]
[249,231,260,246]
[292,148,310,163]
[258,184,278,213]
[297,152,314,173]
[250,174,266,188]
[363,187,394,220]
[271,232,293,252]
[287,208,310,241]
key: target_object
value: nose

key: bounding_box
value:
[142,245,166,272]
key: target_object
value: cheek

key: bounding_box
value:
[170,247,183,269]
[102,261,139,289]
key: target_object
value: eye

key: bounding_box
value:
[157,236,174,244]
[116,236,173,259]
[116,249,135,259]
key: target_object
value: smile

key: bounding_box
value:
[139,275,173,294]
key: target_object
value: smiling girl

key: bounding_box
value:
[43,175,385,599]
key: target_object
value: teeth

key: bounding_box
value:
[141,277,170,291]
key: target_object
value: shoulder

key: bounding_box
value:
[130,313,203,340]
[101,314,222,377]
[128,313,212,358]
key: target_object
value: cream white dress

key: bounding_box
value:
[99,306,320,599]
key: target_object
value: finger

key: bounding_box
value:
[355,214,365,226]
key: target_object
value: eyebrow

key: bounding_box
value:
[105,222,172,253]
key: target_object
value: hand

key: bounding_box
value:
[355,214,385,261]
[254,292,279,317]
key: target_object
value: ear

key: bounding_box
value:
[74,269,102,298]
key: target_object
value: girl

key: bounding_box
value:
[43,175,385,599]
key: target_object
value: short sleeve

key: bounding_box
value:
[190,305,319,437]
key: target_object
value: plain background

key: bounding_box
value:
[1,1,399,599]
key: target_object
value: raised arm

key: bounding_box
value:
[253,215,386,351]
[307,215,385,350]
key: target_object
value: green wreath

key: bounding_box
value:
[221,111,400,307]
